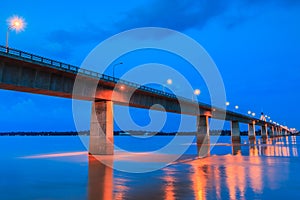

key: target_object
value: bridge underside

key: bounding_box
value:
[0,52,291,155]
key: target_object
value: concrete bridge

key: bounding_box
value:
[0,45,291,155]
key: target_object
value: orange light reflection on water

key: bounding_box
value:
[191,161,207,200]
[88,155,114,200]
[18,136,298,200]
[162,168,176,200]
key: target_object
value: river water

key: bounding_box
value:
[0,135,299,200]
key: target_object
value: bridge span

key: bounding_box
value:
[0,45,291,155]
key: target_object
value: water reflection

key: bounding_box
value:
[162,167,176,200]
[88,156,113,200]
[248,135,299,157]
[87,136,298,200]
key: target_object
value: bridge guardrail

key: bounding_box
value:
[0,45,181,99]
[0,46,281,126]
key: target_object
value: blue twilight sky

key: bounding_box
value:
[0,0,300,132]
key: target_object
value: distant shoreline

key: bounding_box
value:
[0,130,276,136]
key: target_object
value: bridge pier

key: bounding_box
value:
[275,127,279,137]
[248,121,256,142]
[89,101,114,155]
[270,126,275,138]
[196,115,210,144]
[261,124,268,139]
[196,115,210,157]
[231,121,241,143]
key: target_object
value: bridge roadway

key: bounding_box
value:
[0,45,291,155]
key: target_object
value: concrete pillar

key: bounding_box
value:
[275,127,279,137]
[232,145,241,155]
[196,115,210,157]
[196,115,210,144]
[231,121,241,143]
[89,101,114,155]
[261,124,268,139]
[271,126,275,138]
[248,121,256,141]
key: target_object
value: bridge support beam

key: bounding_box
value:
[231,121,241,143]
[270,126,275,138]
[196,115,210,157]
[248,122,256,142]
[279,128,282,136]
[261,124,268,139]
[275,127,279,137]
[89,101,114,155]
[278,127,281,136]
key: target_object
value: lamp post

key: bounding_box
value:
[112,62,123,78]
[192,89,200,101]
[166,78,172,85]
[163,78,172,92]
[6,16,26,51]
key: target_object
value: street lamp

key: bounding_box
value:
[248,110,252,115]
[226,101,230,106]
[112,62,123,78]
[166,78,172,85]
[192,89,200,101]
[6,15,26,50]
[235,105,239,110]
[163,78,173,92]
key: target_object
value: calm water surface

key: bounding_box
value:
[0,136,299,200]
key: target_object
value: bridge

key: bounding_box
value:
[0,45,291,155]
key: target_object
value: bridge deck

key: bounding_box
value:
[0,45,286,129]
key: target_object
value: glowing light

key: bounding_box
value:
[120,85,125,90]
[270,120,272,122]
[21,151,87,159]
[248,111,251,115]
[194,89,201,96]
[166,79,173,85]
[226,101,230,106]
[7,15,26,32]
[252,113,256,117]
[265,115,268,118]
[235,105,239,109]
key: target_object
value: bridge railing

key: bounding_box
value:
[1,45,275,124]
[0,45,182,100]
